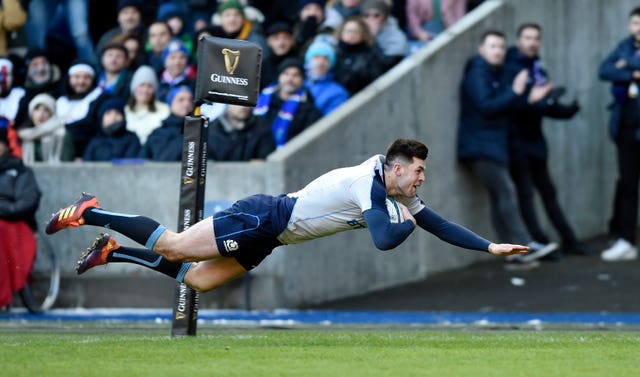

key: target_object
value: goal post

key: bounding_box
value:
[171,36,262,337]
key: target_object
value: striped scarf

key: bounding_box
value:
[254,84,304,148]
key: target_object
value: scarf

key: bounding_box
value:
[254,84,304,148]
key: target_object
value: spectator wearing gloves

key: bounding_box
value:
[18,93,65,164]
[294,0,332,51]
[125,65,170,146]
[157,39,196,103]
[304,42,349,115]
[141,85,193,161]
[83,97,141,162]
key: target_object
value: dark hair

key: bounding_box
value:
[516,22,542,37]
[480,29,505,44]
[630,6,640,18]
[385,139,429,166]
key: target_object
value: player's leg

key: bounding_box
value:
[46,193,223,260]
[182,258,248,292]
[76,233,247,293]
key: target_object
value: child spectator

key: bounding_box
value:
[18,93,65,164]
[141,85,193,161]
[83,97,141,161]
[304,42,349,115]
[125,65,170,146]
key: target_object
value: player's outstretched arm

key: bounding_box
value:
[487,243,530,256]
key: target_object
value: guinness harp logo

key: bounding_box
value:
[222,48,241,75]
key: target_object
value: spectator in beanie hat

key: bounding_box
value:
[261,22,299,88]
[156,39,196,103]
[83,97,141,161]
[18,93,65,164]
[304,41,349,115]
[210,0,268,52]
[125,65,170,146]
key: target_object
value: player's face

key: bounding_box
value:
[391,157,426,197]
[516,27,541,58]
[479,35,506,66]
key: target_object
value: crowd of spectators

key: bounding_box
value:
[1,0,474,164]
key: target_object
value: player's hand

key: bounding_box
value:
[397,202,416,226]
[487,243,530,256]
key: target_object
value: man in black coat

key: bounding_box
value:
[505,23,584,258]
[208,105,275,161]
[457,30,557,268]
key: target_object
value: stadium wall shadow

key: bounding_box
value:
[32,0,632,309]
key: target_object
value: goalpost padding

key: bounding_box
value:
[171,36,262,337]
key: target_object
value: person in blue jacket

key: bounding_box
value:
[457,30,557,268]
[598,7,640,262]
[304,41,349,116]
[505,23,585,258]
[83,97,141,162]
[46,138,531,293]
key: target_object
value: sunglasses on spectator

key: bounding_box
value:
[364,12,383,19]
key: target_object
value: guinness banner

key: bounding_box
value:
[171,115,208,337]
[195,36,262,106]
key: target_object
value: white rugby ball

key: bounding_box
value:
[386,197,405,224]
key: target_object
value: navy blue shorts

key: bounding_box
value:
[212,194,295,270]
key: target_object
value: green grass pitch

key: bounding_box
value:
[2,327,639,377]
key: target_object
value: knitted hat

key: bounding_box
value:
[67,60,96,77]
[217,0,244,15]
[28,93,56,116]
[166,85,193,106]
[117,0,142,13]
[98,97,125,121]
[304,42,336,69]
[130,65,159,94]
[361,0,390,16]
[266,22,293,37]
[277,57,305,77]
[162,39,189,63]
[157,2,183,21]
[297,0,328,13]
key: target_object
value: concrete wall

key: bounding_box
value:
[31,0,634,309]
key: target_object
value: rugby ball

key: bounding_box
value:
[386,197,405,224]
